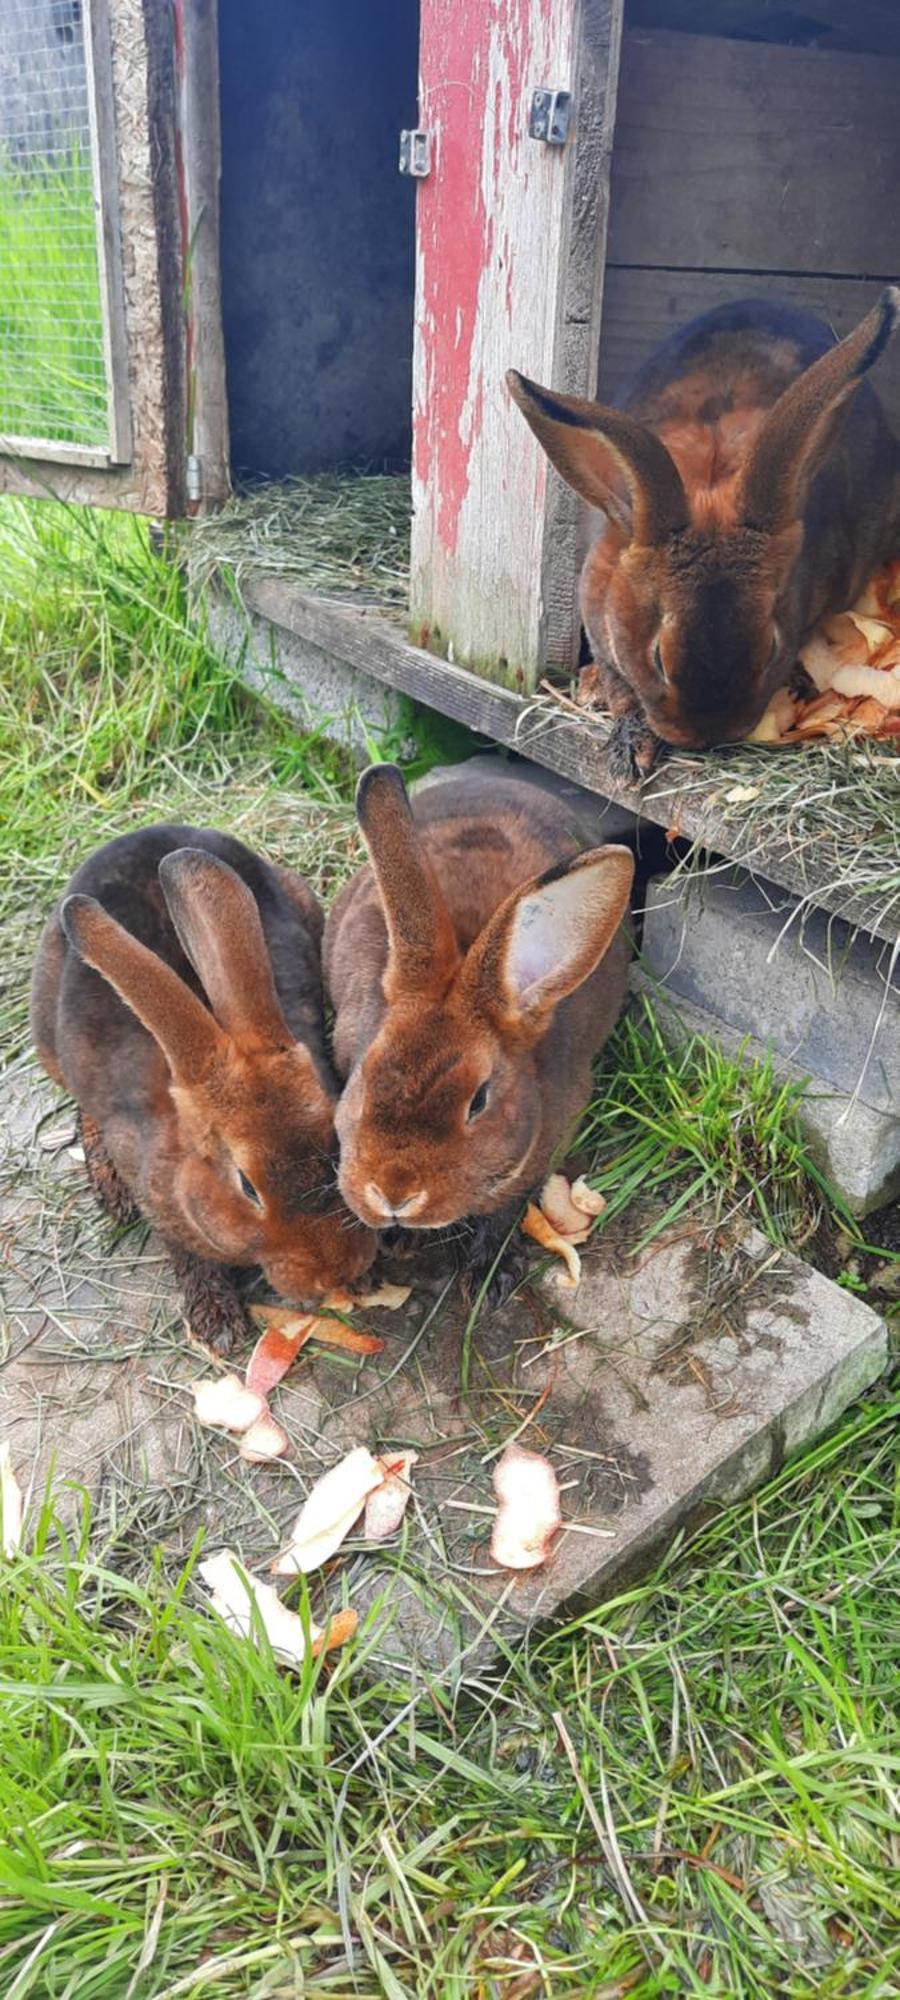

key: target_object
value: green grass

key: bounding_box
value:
[0,495,897,1996]
[1,1399,898,1997]
[579,993,838,1253]
[0,148,107,448]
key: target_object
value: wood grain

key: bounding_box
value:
[606,28,900,278]
[598,269,900,434]
[410,0,624,692]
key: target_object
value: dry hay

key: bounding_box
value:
[187,472,411,607]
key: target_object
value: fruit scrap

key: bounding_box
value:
[191,1374,266,1435]
[524,1168,605,1282]
[324,1282,412,1312]
[252,1303,384,1358]
[490,1444,561,1571]
[199,1549,356,1667]
[240,1412,291,1463]
[246,1317,315,1397]
[273,1444,420,1571]
[364,1451,419,1541]
[538,1172,606,1248]
[0,1441,23,1558]
[755,560,900,745]
[272,1446,384,1575]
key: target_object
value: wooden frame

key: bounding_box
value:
[410,0,624,692]
[0,0,228,516]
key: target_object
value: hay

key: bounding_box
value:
[522,691,900,940]
[187,472,411,607]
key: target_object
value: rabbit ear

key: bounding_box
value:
[466,845,634,1035]
[356,763,460,999]
[158,849,293,1050]
[507,370,689,545]
[61,894,224,1082]
[739,288,900,533]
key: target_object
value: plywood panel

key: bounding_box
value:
[598,268,900,435]
[606,29,900,278]
[410,0,624,689]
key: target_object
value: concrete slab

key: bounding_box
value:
[640,868,900,1216]
[1,1057,888,1677]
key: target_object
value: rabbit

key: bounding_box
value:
[508,287,900,779]
[31,825,377,1352]
[323,762,634,1304]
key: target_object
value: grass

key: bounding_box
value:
[0,147,108,448]
[0,494,897,1996]
[578,992,836,1253]
[1,1400,898,1997]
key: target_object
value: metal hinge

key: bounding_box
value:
[186,453,202,503]
[399,129,431,178]
[529,88,571,145]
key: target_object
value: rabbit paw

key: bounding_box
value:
[171,1248,252,1357]
[605,713,662,784]
[78,1113,140,1226]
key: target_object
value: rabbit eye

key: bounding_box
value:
[238,1170,262,1206]
[466,1080,490,1122]
[652,639,668,682]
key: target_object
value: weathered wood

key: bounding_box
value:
[598,269,900,435]
[84,0,131,464]
[173,0,229,510]
[625,0,900,61]
[0,0,186,514]
[606,29,900,279]
[238,576,897,944]
[410,0,624,691]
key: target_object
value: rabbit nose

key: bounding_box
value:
[364,1181,428,1221]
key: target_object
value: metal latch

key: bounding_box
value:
[529,88,571,145]
[399,129,431,178]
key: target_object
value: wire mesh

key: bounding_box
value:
[0,0,110,450]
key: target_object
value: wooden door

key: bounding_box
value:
[409,0,624,692]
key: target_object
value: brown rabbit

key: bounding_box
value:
[31,825,376,1350]
[508,289,900,778]
[323,763,634,1302]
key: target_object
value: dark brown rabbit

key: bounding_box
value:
[323,763,634,1301]
[31,825,376,1350]
[508,289,900,778]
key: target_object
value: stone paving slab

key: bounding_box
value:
[1,1058,888,1675]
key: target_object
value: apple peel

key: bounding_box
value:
[191,1374,266,1434]
[324,1283,412,1312]
[199,1549,356,1666]
[521,1202,581,1287]
[239,1412,290,1463]
[252,1304,384,1358]
[364,1451,419,1541]
[490,1444,561,1571]
[272,1445,384,1576]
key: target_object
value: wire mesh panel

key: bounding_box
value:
[0,0,112,452]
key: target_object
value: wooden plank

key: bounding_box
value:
[410,0,623,691]
[84,0,132,465]
[238,576,898,944]
[623,0,900,60]
[606,29,900,278]
[173,0,230,511]
[598,269,900,434]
